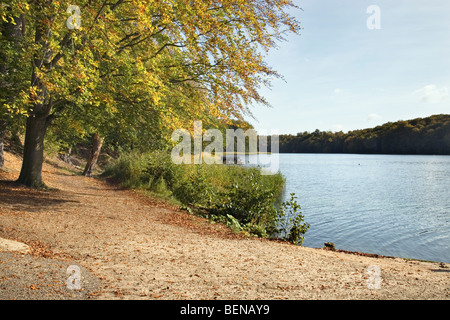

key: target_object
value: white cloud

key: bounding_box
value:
[334,88,342,94]
[414,84,449,103]
[367,113,382,121]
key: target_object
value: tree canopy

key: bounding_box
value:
[277,114,450,155]
[0,0,301,187]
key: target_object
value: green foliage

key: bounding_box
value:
[278,114,450,155]
[102,152,150,188]
[143,151,178,190]
[102,151,309,244]
[207,167,282,225]
[225,214,244,234]
[273,193,310,245]
[172,165,212,206]
[1,0,301,187]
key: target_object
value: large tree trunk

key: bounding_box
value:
[17,114,49,188]
[16,7,56,188]
[83,134,104,177]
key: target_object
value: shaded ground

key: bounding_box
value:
[0,251,102,300]
[0,151,449,300]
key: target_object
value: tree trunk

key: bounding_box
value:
[0,120,5,168]
[17,115,49,188]
[16,69,52,188]
[16,9,56,188]
[83,134,104,177]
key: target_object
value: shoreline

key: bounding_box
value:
[0,151,449,300]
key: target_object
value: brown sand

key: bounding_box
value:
[0,151,448,300]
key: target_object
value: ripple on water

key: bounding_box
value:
[274,154,450,263]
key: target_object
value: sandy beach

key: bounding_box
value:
[0,151,448,300]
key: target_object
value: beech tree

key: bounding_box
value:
[0,0,300,187]
[0,11,27,168]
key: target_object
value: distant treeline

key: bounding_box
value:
[275,114,450,155]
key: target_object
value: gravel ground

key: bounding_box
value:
[0,251,102,300]
[0,152,449,300]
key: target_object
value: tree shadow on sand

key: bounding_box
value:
[0,180,80,213]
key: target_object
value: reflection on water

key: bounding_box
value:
[245,153,450,263]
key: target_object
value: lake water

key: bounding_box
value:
[247,153,450,263]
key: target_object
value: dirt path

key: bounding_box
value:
[0,152,449,300]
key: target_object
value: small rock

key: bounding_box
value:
[323,242,336,251]
[0,238,31,254]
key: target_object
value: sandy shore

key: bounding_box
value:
[0,151,449,300]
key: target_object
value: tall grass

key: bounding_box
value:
[103,151,309,243]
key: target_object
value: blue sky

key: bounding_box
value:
[248,0,450,134]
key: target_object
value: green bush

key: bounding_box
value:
[103,151,309,244]
[208,167,281,225]
[102,152,149,188]
[172,165,213,206]
[272,193,310,245]
[143,150,179,191]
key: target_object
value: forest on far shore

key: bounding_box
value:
[276,114,450,155]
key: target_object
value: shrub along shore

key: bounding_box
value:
[102,151,310,245]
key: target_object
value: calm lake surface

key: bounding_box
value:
[247,153,450,263]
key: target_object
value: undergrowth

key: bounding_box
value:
[103,151,310,244]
